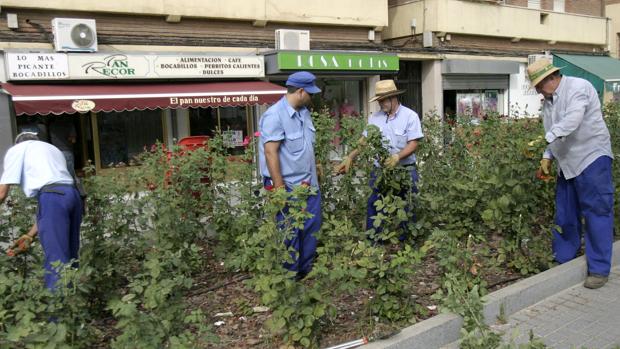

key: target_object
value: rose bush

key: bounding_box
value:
[0,102,618,348]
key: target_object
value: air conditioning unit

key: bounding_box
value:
[423,31,434,48]
[528,54,552,65]
[52,18,98,52]
[275,29,310,50]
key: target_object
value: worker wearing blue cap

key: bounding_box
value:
[258,71,322,280]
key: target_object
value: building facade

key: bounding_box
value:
[608,0,620,58]
[384,0,609,119]
[1,0,616,175]
[0,0,395,173]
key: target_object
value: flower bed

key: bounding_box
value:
[1,103,618,349]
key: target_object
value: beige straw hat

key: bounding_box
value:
[369,79,406,102]
[527,58,561,87]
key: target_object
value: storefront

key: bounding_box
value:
[508,62,543,117]
[553,53,620,104]
[1,51,285,172]
[441,59,520,121]
[264,51,399,115]
[263,50,399,156]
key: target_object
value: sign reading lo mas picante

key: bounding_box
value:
[5,52,265,80]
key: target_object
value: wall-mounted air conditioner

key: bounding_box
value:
[275,29,310,50]
[423,31,434,48]
[52,18,98,52]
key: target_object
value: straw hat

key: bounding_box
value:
[369,80,406,102]
[527,58,560,87]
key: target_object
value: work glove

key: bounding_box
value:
[266,186,289,210]
[7,234,33,256]
[528,135,544,147]
[384,154,400,169]
[333,156,353,174]
[539,158,552,176]
[357,136,367,147]
[316,162,324,181]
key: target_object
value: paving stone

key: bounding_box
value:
[501,265,620,349]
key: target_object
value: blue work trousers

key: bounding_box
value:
[367,167,419,240]
[37,185,82,290]
[264,178,322,278]
[553,156,614,276]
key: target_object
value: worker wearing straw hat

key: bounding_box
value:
[527,58,614,289]
[334,79,423,240]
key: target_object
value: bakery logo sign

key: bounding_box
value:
[71,100,96,113]
[81,54,137,78]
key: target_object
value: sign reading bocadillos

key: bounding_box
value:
[69,54,265,79]
[153,56,263,78]
[4,52,265,80]
[5,53,69,80]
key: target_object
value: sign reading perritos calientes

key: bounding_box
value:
[275,52,399,71]
[153,56,263,78]
[69,54,265,79]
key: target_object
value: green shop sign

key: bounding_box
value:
[276,52,399,71]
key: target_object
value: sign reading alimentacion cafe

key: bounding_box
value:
[4,52,265,80]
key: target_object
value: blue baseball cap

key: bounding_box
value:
[285,71,321,94]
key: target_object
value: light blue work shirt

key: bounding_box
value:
[258,96,318,187]
[365,105,424,166]
[542,76,613,179]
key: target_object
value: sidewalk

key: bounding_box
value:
[496,265,620,348]
[365,241,620,349]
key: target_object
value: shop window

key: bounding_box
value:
[391,61,423,117]
[268,77,364,118]
[189,106,249,155]
[319,80,363,118]
[315,79,364,153]
[444,89,503,123]
[17,115,86,174]
[97,110,164,168]
[219,107,248,154]
[16,115,48,140]
[189,107,218,137]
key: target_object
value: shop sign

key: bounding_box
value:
[223,130,244,147]
[69,54,151,79]
[169,94,261,107]
[153,56,263,78]
[276,52,399,71]
[68,54,264,79]
[4,52,265,80]
[6,53,69,80]
[71,100,96,112]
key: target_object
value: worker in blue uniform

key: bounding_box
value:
[528,58,614,289]
[334,79,423,241]
[258,71,322,280]
[0,132,82,290]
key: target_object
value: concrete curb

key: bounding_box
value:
[364,240,620,349]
